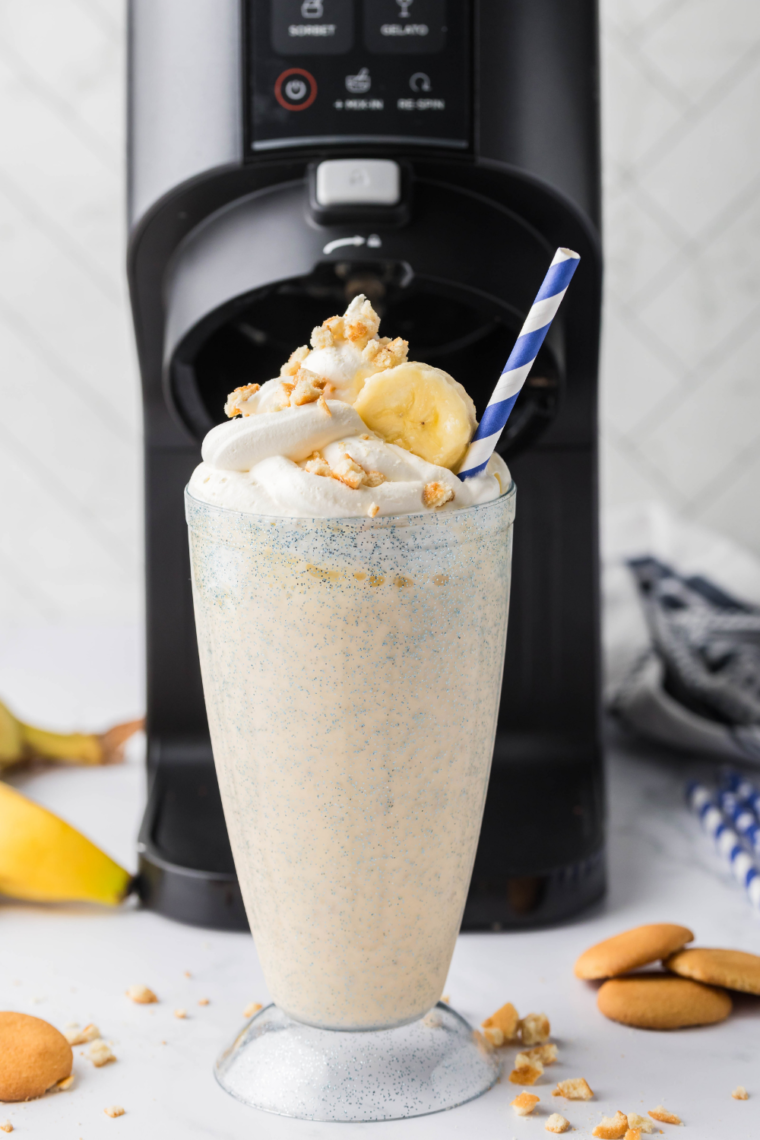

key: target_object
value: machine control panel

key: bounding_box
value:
[247,0,470,152]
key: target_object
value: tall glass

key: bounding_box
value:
[186,484,515,1121]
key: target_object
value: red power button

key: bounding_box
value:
[274,69,318,111]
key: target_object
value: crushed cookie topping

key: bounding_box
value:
[309,296,381,354]
[280,345,310,378]
[290,368,330,407]
[224,383,261,418]
[362,335,409,369]
[311,323,336,350]
[344,296,381,346]
[423,481,455,509]
[303,452,333,478]
[362,468,385,488]
[302,450,386,491]
[368,503,380,518]
[332,453,372,490]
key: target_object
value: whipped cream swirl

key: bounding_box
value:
[189,297,509,519]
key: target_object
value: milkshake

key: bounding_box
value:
[187,297,514,1037]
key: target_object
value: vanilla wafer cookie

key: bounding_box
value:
[664,947,760,995]
[597,974,731,1029]
[575,924,694,980]
[0,1012,73,1101]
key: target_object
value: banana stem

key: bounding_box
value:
[19,724,104,765]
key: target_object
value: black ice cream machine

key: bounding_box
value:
[128,0,605,930]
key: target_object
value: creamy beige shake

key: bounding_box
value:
[188,297,514,1030]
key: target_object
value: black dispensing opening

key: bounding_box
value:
[169,263,564,460]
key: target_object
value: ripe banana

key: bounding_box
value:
[354,361,477,472]
[0,698,142,771]
[0,781,132,904]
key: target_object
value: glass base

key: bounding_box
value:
[214,1002,501,1122]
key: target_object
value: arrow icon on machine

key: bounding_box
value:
[322,234,382,254]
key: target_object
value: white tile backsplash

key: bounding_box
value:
[600,0,760,558]
[0,0,757,628]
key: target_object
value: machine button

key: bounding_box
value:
[271,0,354,56]
[315,159,401,206]
[274,68,318,111]
[364,0,447,54]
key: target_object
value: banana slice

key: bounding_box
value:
[353,362,476,471]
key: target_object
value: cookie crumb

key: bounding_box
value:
[174,1008,187,1020]
[509,1062,543,1085]
[183,970,192,978]
[546,1114,571,1134]
[648,1106,682,1126]
[224,383,260,418]
[368,503,380,518]
[343,297,381,347]
[243,1002,262,1019]
[625,1130,642,1140]
[553,1078,594,1101]
[57,1074,75,1091]
[482,1001,519,1040]
[441,995,450,1003]
[198,998,210,1007]
[0,1121,13,1132]
[423,481,455,509]
[511,1092,540,1117]
[593,1112,629,1139]
[281,345,311,377]
[331,453,366,489]
[65,1023,100,1045]
[362,468,386,488]
[362,335,409,369]
[126,984,157,1004]
[732,1086,748,1100]
[89,1040,116,1067]
[104,1106,125,1118]
[518,1043,558,1067]
[521,1012,551,1045]
[626,1114,655,1134]
[290,367,329,408]
[423,1011,442,1028]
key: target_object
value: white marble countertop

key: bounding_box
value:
[0,628,758,1139]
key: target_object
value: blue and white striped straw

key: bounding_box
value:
[458,248,581,480]
[722,769,760,816]
[718,790,760,855]
[686,781,760,912]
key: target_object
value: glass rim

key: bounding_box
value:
[185,479,515,530]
